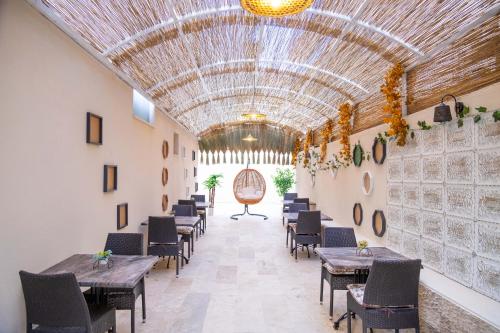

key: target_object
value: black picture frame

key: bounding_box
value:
[372,210,386,237]
[117,203,128,230]
[162,168,168,186]
[372,137,387,165]
[103,165,118,192]
[352,143,364,167]
[162,194,169,212]
[86,112,103,145]
[353,203,363,226]
[192,150,196,161]
[195,182,198,192]
[194,166,197,177]
[162,140,169,159]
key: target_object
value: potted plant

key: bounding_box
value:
[93,250,113,269]
[272,168,295,197]
[356,240,372,257]
[203,174,223,208]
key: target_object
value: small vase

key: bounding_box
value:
[356,248,373,257]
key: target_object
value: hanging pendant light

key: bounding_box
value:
[242,134,258,142]
[433,94,464,123]
[241,0,314,17]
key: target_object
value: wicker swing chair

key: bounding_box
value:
[230,166,268,220]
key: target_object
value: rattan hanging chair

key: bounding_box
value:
[231,167,268,220]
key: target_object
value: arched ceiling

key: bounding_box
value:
[36,0,499,134]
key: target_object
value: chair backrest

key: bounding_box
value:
[190,194,205,202]
[172,204,193,217]
[178,199,197,216]
[148,216,178,244]
[288,203,308,213]
[19,271,91,331]
[105,233,143,255]
[296,210,321,234]
[363,259,421,307]
[323,227,357,248]
[284,192,298,200]
[293,198,310,210]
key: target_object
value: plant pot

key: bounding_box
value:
[356,248,373,257]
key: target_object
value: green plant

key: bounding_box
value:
[493,110,500,122]
[272,168,295,197]
[476,106,487,113]
[203,174,223,208]
[94,250,112,261]
[358,240,368,250]
[417,120,432,130]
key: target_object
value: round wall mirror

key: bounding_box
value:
[162,140,169,159]
[372,210,386,237]
[361,171,374,196]
[162,168,169,186]
[162,194,169,212]
[353,203,363,226]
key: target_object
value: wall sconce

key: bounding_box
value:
[434,94,464,122]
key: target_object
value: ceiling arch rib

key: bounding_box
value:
[147,58,368,95]
[102,5,422,58]
[171,85,336,118]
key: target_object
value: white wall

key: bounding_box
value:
[0,2,197,332]
[296,82,500,328]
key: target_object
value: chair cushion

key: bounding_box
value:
[323,263,355,275]
[177,226,194,235]
[347,284,415,309]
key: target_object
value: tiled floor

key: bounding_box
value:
[119,203,368,333]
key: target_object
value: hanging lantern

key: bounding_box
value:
[241,0,314,17]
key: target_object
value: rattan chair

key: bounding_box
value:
[231,167,268,220]
[290,210,321,260]
[147,216,185,277]
[19,270,116,333]
[282,192,298,225]
[100,233,145,333]
[172,204,195,258]
[293,197,310,210]
[347,259,422,333]
[178,199,203,237]
[191,194,207,232]
[285,202,308,247]
[320,228,358,324]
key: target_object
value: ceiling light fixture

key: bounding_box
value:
[433,94,464,123]
[242,134,258,142]
[241,0,314,17]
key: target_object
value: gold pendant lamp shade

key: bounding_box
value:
[241,0,314,17]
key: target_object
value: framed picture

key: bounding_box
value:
[195,182,198,192]
[117,203,128,230]
[162,168,168,186]
[162,194,169,212]
[86,112,102,145]
[103,165,117,192]
[192,150,196,161]
[173,132,179,155]
[162,140,169,159]
[353,203,363,226]
[372,137,387,164]
[194,166,197,177]
[372,210,387,237]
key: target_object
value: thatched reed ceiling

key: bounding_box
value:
[34,0,499,134]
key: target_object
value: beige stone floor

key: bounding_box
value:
[117,203,394,333]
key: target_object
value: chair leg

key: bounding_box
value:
[176,254,180,277]
[191,231,195,253]
[307,246,310,258]
[362,323,368,333]
[395,329,399,333]
[166,256,170,268]
[181,248,185,268]
[286,226,289,246]
[187,237,191,258]
[111,325,116,333]
[329,285,334,318]
[131,308,135,333]
[347,309,351,333]
[295,243,298,261]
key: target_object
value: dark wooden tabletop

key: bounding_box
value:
[41,254,158,288]
[283,212,333,221]
[314,247,408,270]
[141,216,201,227]
[195,201,209,209]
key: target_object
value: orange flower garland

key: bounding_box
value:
[319,119,334,163]
[303,129,313,167]
[291,137,301,166]
[381,63,408,146]
[338,102,353,162]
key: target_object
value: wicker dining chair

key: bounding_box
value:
[147,216,185,277]
[320,228,358,323]
[290,210,321,260]
[172,204,195,258]
[347,259,422,333]
[285,202,308,247]
[19,270,116,333]
[102,233,145,333]
[190,194,207,232]
[293,198,310,210]
[282,192,298,225]
[178,199,203,236]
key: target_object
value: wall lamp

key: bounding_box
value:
[433,94,464,122]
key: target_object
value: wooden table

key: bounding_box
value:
[195,201,209,209]
[41,254,157,288]
[315,247,408,271]
[282,212,333,222]
[140,216,201,227]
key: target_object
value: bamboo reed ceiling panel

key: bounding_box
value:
[41,0,499,135]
